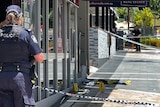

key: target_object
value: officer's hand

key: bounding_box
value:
[34,53,44,63]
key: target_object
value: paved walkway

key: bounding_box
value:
[60,49,160,107]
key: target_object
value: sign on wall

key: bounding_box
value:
[90,0,150,7]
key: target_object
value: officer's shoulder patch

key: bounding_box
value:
[31,35,38,44]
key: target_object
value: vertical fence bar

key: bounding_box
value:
[67,3,71,87]
[62,0,67,89]
[74,7,78,82]
[42,0,49,97]
[35,0,41,101]
[53,0,58,90]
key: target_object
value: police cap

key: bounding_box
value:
[6,5,23,17]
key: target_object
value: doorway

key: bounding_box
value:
[0,0,12,22]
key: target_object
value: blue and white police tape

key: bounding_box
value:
[107,31,160,50]
[32,85,160,106]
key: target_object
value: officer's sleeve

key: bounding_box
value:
[138,30,141,34]
[27,31,43,55]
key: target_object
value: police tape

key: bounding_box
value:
[32,85,160,106]
[107,31,160,50]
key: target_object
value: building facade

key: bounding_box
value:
[0,0,89,106]
[0,0,117,106]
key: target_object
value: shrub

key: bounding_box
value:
[141,38,160,47]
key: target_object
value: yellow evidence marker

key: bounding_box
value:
[125,80,131,85]
[99,82,105,92]
[73,83,79,92]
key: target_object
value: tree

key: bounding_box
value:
[116,7,135,22]
[150,0,160,19]
[150,0,160,11]
[116,7,128,22]
[133,8,154,28]
[133,8,154,35]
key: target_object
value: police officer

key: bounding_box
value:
[0,5,44,107]
[132,25,142,52]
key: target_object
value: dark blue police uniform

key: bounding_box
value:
[132,28,141,52]
[0,24,42,107]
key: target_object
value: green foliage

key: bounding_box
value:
[115,0,160,26]
[150,0,160,20]
[150,0,160,11]
[141,8,154,27]
[141,38,160,47]
[117,18,125,22]
[133,8,154,28]
[116,8,128,19]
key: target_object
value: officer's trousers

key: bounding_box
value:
[0,71,35,107]
[135,38,141,52]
